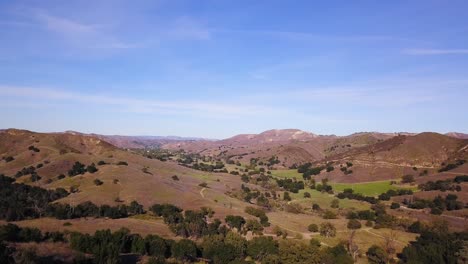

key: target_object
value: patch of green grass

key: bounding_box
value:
[330,180,415,197]
[291,188,371,211]
[270,169,302,179]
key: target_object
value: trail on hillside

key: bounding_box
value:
[200,187,206,198]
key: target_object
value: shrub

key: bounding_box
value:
[390,202,400,209]
[308,224,318,232]
[93,179,103,186]
[319,222,336,237]
[401,174,415,184]
[86,163,98,173]
[171,175,180,181]
[312,203,321,211]
[199,182,208,188]
[283,192,291,201]
[331,199,339,208]
[347,219,362,229]
[322,210,337,219]
[117,161,128,166]
[366,245,388,264]
[303,192,311,198]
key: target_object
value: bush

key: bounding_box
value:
[401,174,415,184]
[303,192,311,198]
[331,199,339,208]
[322,210,337,219]
[171,175,180,181]
[86,163,98,173]
[308,224,318,232]
[320,222,336,237]
[199,182,208,188]
[117,161,128,166]
[283,192,291,201]
[390,202,400,209]
[312,203,321,211]
[93,179,103,186]
[366,245,388,264]
[347,219,362,229]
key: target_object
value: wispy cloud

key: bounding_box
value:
[213,28,403,42]
[168,17,211,40]
[0,85,275,118]
[33,10,139,50]
[403,49,468,55]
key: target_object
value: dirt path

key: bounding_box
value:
[199,187,206,198]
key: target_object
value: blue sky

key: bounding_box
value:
[0,0,467,138]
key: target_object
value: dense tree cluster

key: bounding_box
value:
[47,200,145,219]
[377,189,413,200]
[337,188,378,204]
[244,206,270,227]
[68,161,99,176]
[28,145,40,152]
[297,163,324,180]
[0,175,69,221]
[418,178,464,192]
[438,159,466,172]
[406,194,464,214]
[0,223,65,243]
[150,204,222,238]
[398,227,468,263]
[276,178,305,193]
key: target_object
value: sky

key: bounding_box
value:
[0,0,467,139]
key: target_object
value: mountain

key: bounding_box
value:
[314,132,468,182]
[63,130,208,149]
[446,132,468,139]
[161,129,410,168]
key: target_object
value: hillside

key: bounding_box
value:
[162,129,399,168]
[0,129,253,219]
[314,132,468,182]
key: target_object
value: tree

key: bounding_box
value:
[401,174,415,184]
[172,239,197,262]
[202,235,238,264]
[319,222,336,237]
[366,245,388,264]
[278,239,321,264]
[312,203,321,211]
[244,219,263,235]
[347,219,362,230]
[225,215,246,231]
[93,179,103,186]
[86,163,98,173]
[247,236,278,261]
[224,231,247,259]
[308,224,318,232]
[331,199,339,208]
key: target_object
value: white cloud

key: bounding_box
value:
[403,49,468,55]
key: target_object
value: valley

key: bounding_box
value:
[0,128,467,263]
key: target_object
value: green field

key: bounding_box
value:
[291,188,371,211]
[330,180,415,196]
